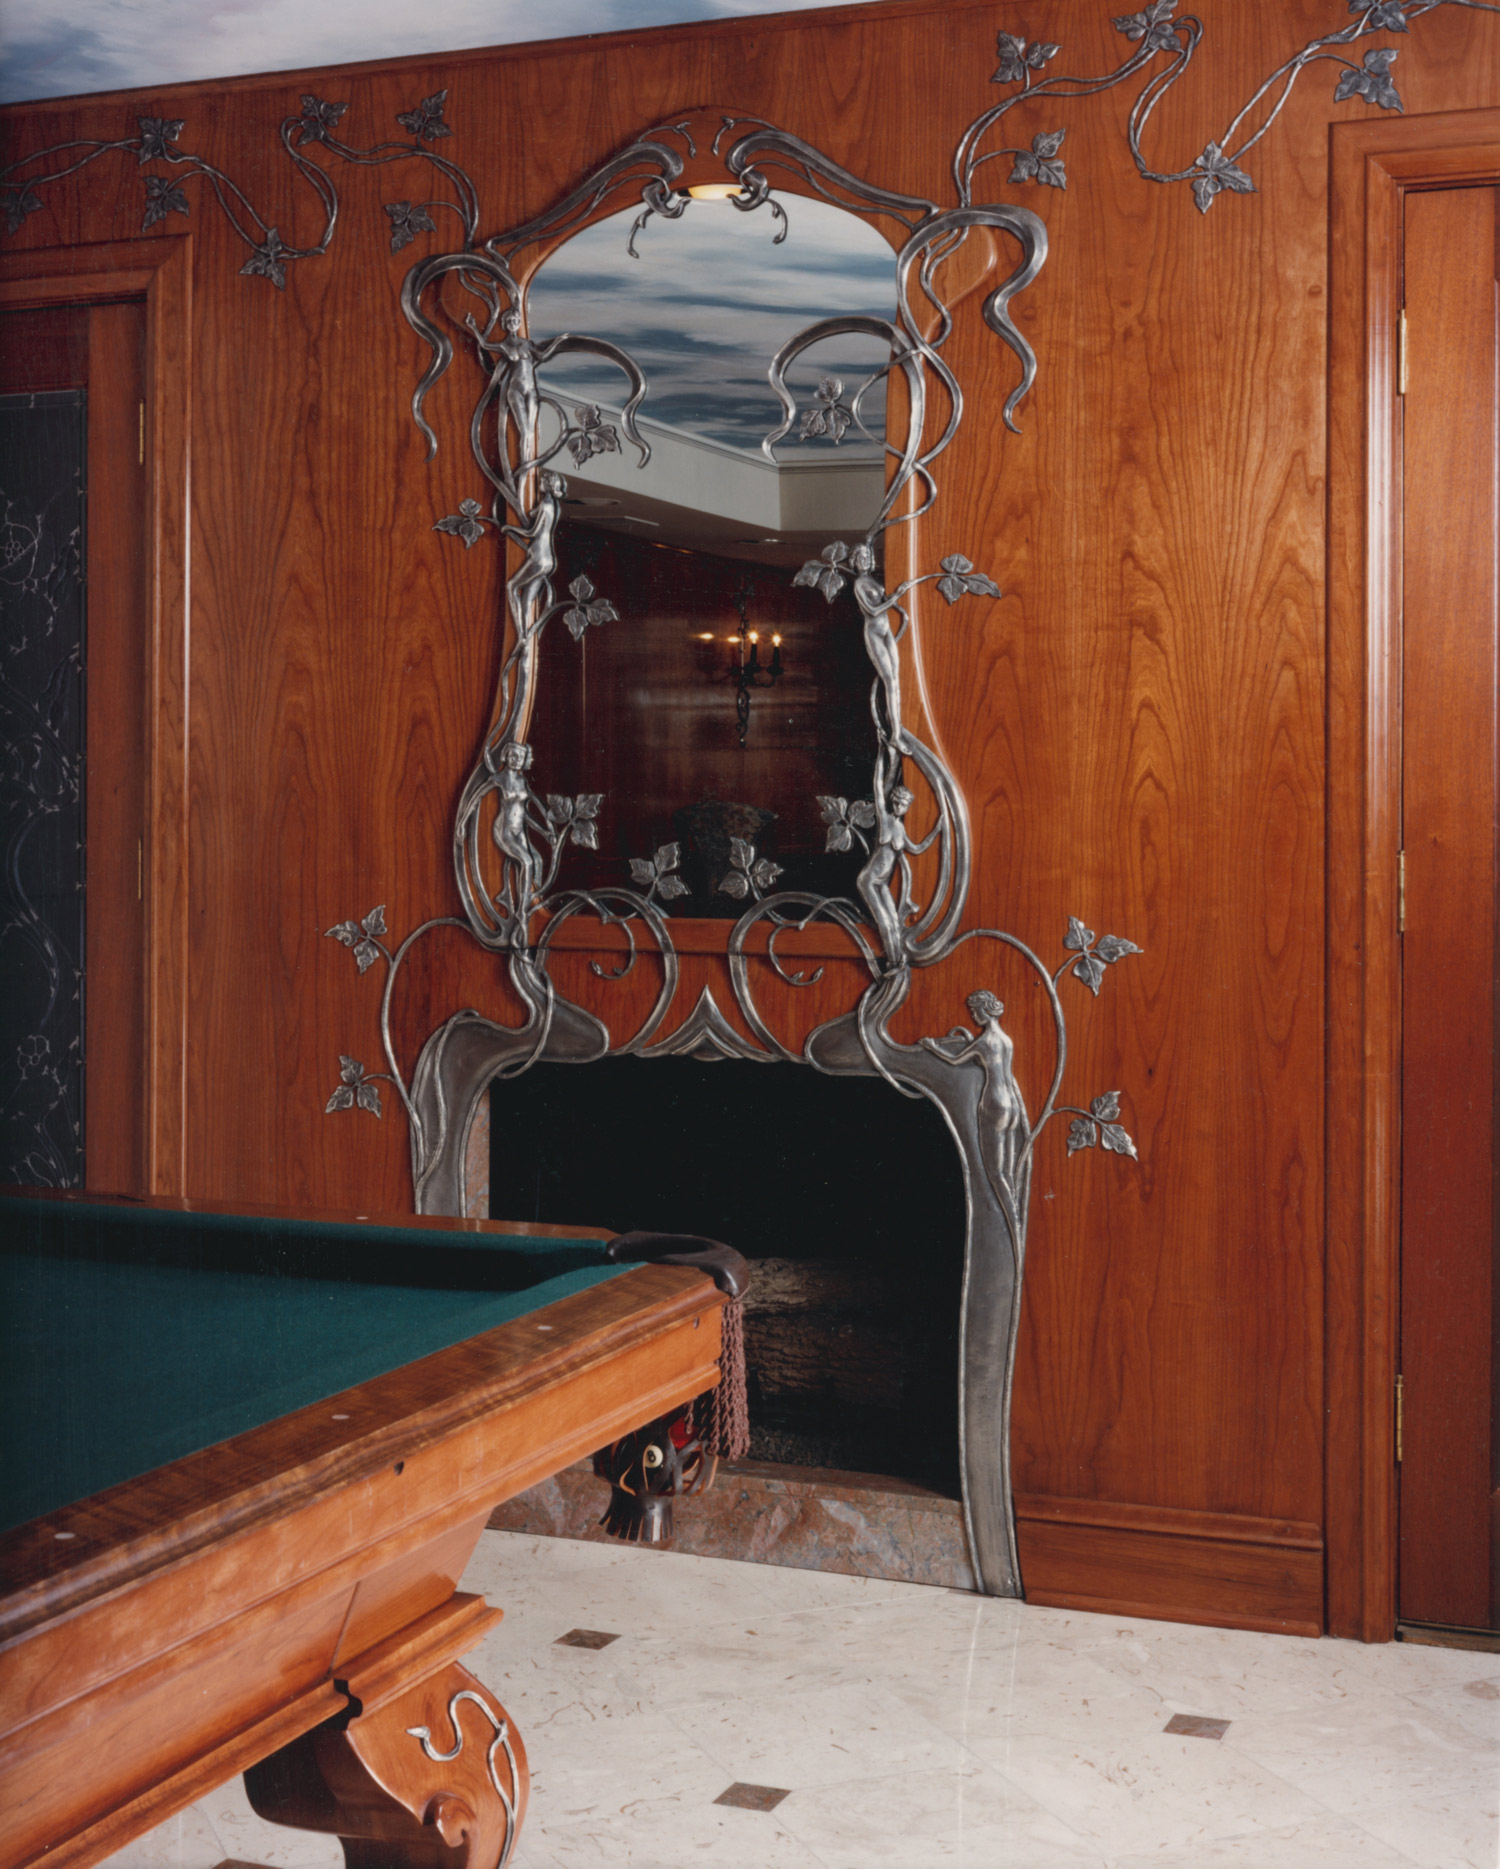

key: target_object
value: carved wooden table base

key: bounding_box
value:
[245,1596,528,1868]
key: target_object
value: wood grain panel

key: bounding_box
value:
[1399,183,1499,1631]
[4,1,1500,1633]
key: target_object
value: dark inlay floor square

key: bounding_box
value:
[715,1782,792,1812]
[555,1627,621,1649]
[1164,1713,1230,1740]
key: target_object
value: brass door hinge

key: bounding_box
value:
[1397,848,1406,932]
[1397,308,1408,396]
[1395,1373,1404,1464]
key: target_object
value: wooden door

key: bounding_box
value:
[0,301,148,1193]
[1399,184,1500,1633]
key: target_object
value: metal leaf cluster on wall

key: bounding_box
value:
[560,574,617,641]
[396,91,453,141]
[325,1054,382,1117]
[935,555,1002,604]
[434,498,489,547]
[1010,131,1068,190]
[719,838,783,902]
[546,793,603,850]
[993,33,1060,83]
[1335,47,1403,109]
[817,795,877,855]
[1063,915,1142,996]
[628,842,690,902]
[325,903,388,974]
[1067,1091,1138,1158]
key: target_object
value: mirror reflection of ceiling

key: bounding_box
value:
[0,0,883,104]
[531,195,894,568]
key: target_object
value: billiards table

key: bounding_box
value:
[0,1190,730,1869]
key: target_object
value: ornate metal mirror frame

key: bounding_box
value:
[320,106,1145,1603]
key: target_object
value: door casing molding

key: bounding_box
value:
[1327,108,1500,1642]
[0,235,192,1196]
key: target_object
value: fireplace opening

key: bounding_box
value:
[490,1058,966,1494]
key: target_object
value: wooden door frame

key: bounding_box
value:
[0,236,192,1196]
[1328,110,1500,1642]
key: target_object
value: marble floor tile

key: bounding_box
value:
[1225,1694,1499,1869]
[1110,1814,1421,1867]
[969,1715,1336,1857]
[772,1760,1109,1865]
[671,1680,976,1790]
[526,1797,834,1867]
[1074,1618,1410,1720]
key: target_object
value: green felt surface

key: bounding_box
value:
[0,1199,624,1534]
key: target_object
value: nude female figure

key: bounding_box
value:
[849,542,908,754]
[922,989,1029,1214]
[492,739,539,920]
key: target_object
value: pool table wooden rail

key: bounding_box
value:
[0,1254,724,1869]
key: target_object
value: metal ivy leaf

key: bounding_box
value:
[1066,1117,1097,1155]
[818,794,877,854]
[546,793,603,849]
[1095,933,1142,963]
[1075,951,1106,995]
[1010,130,1068,191]
[142,175,190,229]
[1064,916,1095,952]
[993,33,1060,83]
[935,554,1003,604]
[800,377,854,443]
[298,96,349,143]
[630,841,689,903]
[568,405,622,466]
[385,200,437,253]
[1192,143,1256,215]
[1349,0,1408,30]
[1,185,42,235]
[396,91,453,141]
[434,498,488,547]
[136,117,185,163]
[239,228,289,289]
[1113,0,1181,53]
[1091,1090,1122,1122]
[720,870,751,900]
[325,904,386,974]
[792,540,852,604]
[561,572,617,641]
[326,1055,381,1117]
[1099,1121,1137,1158]
[1334,48,1403,112]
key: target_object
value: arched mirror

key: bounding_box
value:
[522,192,897,911]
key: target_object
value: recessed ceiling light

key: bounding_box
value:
[687,184,747,202]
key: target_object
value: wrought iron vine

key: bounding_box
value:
[0,87,477,284]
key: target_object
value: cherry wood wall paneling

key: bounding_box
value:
[7,0,1500,1632]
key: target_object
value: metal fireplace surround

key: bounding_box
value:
[323,102,1143,1603]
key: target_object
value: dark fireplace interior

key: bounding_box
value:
[490,1058,966,1494]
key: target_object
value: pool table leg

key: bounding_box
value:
[245,1596,529,1868]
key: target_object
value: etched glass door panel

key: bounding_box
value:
[0,390,86,1186]
[524,193,895,912]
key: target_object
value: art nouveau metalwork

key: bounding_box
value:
[318,77,1147,1598]
[407,1688,522,1868]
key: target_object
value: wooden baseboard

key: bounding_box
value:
[1014,1494,1324,1637]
